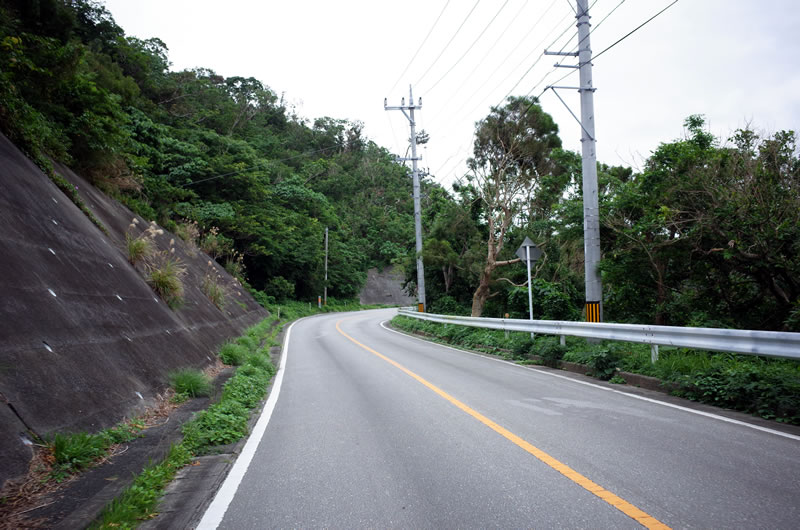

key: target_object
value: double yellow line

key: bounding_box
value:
[336,320,670,530]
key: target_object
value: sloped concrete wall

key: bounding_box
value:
[0,134,268,488]
[359,266,415,306]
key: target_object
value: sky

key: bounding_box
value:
[102,0,800,189]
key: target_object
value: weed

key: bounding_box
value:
[146,255,186,308]
[201,261,225,309]
[90,443,192,529]
[169,369,212,398]
[182,401,249,453]
[199,226,232,258]
[219,343,248,366]
[609,374,627,384]
[533,337,567,367]
[174,219,199,245]
[125,232,152,265]
[224,251,246,283]
[235,335,258,352]
[50,432,107,479]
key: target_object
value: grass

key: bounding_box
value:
[91,300,384,528]
[390,315,800,424]
[47,419,146,482]
[88,444,192,529]
[146,256,186,309]
[219,342,248,366]
[169,369,212,398]
[201,273,225,309]
[125,233,152,265]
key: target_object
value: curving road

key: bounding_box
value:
[200,309,800,529]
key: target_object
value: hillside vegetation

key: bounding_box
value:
[0,0,421,303]
[1,0,798,331]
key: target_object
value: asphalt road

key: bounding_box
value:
[201,309,800,529]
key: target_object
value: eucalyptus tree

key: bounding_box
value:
[466,96,562,316]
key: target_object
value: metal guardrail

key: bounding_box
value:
[397,308,800,361]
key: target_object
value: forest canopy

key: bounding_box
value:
[1,0,797,330]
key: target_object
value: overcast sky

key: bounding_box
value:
[102,0,800,189]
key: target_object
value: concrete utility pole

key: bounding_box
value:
[548,2,603,322]
[577,0,602,322]
[385,85,426,312]
[324,226,328,306]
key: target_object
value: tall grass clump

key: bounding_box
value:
[219,342,248,365]
[147,256,185,308]
[169,369,212,398]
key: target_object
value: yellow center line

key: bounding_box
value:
[335,319,671,530]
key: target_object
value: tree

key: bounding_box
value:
[466,96,561,316]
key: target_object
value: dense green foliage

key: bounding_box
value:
[391,316,800,424]
[409,108,799,331]
[1,1,796,330]
[0,0,421,302]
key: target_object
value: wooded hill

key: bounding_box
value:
[1,0,798,331]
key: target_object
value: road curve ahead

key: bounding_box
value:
[203,309,800,529]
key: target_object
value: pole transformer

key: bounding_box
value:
[577,0,602,322]
[385,85,426,312]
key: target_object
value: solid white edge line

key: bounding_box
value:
[196,318,298,530]
[380,320,800,442]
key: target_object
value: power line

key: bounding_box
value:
[388,0,451,95]
[459,6,573,120]
[594,0,679,61]
[424,0,511,94]
[428,0,561,123]
[415,0,482,87]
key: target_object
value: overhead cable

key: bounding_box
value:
[415,0,482,88]
[424,0,511,94]
[387,0,452,95]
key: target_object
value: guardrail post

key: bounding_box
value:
[560,335,566,347]
[651,344,659,364]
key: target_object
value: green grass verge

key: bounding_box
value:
[90,299,384,528]
[390,315,800,425]
[48,420,145,482]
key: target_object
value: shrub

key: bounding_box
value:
[169,369,212,398]
[534,337,567,368]
[222,369,271,408]
[182,401,248,452]
[236,335,259,352]
[510,336,535,360]
[219,342,248,365]
[264,276,295,302]
[586,346,620,380]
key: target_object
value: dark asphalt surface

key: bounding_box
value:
[209,309,800,529]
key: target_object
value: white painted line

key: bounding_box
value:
[196,319,296,529]
[380,320,800,442]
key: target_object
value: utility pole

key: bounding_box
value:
[577,0,602,322]
[545,0,603,322]
[385,85,426,312]
[324,226,328,306]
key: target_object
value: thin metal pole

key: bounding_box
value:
[526,246,534,340]
[577,0,603,321]
[324,226,328,306]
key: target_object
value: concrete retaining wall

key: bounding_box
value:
[0,134,268,488]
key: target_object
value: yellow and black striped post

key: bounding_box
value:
[585,301,602,323]
[417,303,425,313]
